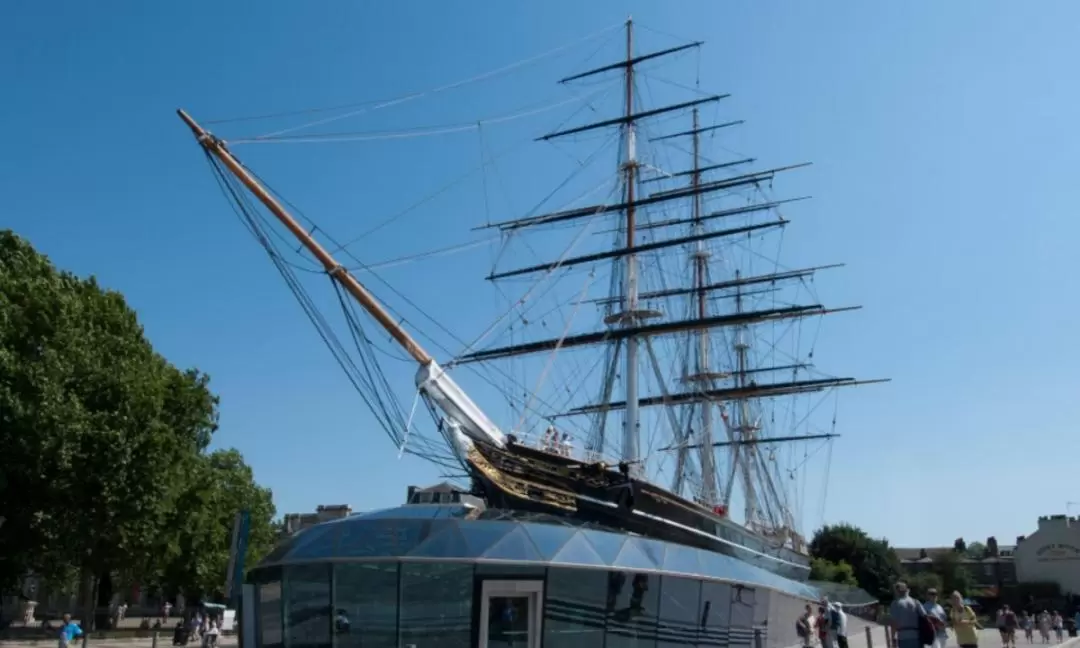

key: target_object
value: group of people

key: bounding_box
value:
[889,580,1078,648]
[539,426,573,457]
[173,613,222,647]
[1002,607,1067,645]
[797,597,850,648]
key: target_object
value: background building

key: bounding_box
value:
[1014,515,1080,595]
[896,544,1017,597]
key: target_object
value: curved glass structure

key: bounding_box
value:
[248,505,862,648]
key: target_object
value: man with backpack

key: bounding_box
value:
[890,581,937,648]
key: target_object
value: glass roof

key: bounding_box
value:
[257,505,821,600]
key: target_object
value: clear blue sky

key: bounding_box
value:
[5,1,1079,550]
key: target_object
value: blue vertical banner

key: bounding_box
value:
[225,510,251,609]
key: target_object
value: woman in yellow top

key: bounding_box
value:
[949,591,980,648]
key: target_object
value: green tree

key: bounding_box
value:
[907,571,943,599]
[0,231,232,625]
[809,523,903,601]
[966,541,987,559]
[810,558,859,587]
[931,551,973,596]
[152,449,276,602]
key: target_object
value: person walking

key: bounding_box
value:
[922,588,949,648]
[889,582,925,648]
[57,614,82,648]
[949,591,980,648]
[833,602,849,648]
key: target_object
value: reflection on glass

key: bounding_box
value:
[656,576,701,648]
[698,581,732,647]
[605,572,658,648]
[545,568,606,648]
[486,596,530,648]
[728,585,757,648]
[333,563,398,648]
[284,564,331,648]
[259,581,283,648]
[399,563,472,648]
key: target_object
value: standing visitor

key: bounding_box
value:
[949,591,979,648]
[832,602,849,648]
[1003,605,1019,648]
[817,605,834,648]
[1038,610,1051,643]
[1021,611,1034,643]
[922,588,949,648]
[796,604,814,648]
[889,582,925,648]
[1051,611,1063,643]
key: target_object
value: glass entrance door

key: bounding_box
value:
[478,580,543,648]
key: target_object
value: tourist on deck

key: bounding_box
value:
[560,433,573,458]
[949,591,980,648]
[889,581,924,648]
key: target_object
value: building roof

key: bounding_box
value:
[252,504,843,602]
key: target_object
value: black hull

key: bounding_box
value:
[463,439,810,582]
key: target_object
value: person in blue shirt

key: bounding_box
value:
[59,614,82,648]
[922,589,949,648]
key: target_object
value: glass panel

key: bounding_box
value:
[258,581,283,648]
[698,582,732,648]
[662,544,702,576]
[583,530,628,565]
[408,523,471,558]
[337,519,425,557]
[460,521,515,557]
[656,576,701,648]
[486,595,531,648]
[635,538,667,570]
[399,562,472,648]
[480,526,544,562]
[476,563,547,578]
[613,539,658,571]
[333,563,398,648]
[284,564,331,648]
[550,532,607,566]
[605,571,658,648]
[522,522,575,560]
[286,525,341,560]
[727,585,756,648]
[545,568,607,648]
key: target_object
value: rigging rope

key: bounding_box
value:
[241,21,623,140]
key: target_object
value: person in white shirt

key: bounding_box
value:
[922,588,948,648]
[833,602,849,648]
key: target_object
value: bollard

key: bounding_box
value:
[152,630,159,648]
[754,628,764,648]
[884,627,893,648]
[81,634,88,648]
[865,625,874,648]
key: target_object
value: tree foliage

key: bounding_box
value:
[966,541,987,559]
[930,551,973,596]
[809,523,903,601]
[0,230,276,622]
[907,572,943,598]
[810,558,858,587]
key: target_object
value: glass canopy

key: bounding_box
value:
[256,505,824,601]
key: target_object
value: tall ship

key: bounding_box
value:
[178,19,886,584]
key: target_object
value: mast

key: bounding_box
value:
[690,107,719,505]
[176,110,431,366]
[622,16,642,472]
[176,109,509,451]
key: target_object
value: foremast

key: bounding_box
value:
[175,109,509,457]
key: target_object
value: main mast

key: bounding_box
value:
[621,17,642,473]
[690,107,719,504]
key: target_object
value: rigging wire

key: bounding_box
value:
[231,21,624,140]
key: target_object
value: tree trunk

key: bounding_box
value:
[94,571,113,630]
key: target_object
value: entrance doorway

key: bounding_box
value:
[478,580,544,648]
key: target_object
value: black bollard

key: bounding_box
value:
[81,633,88,648]
[152,630,159,648]
[865,625,873,648]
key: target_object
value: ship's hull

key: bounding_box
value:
[462,438,810,582]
